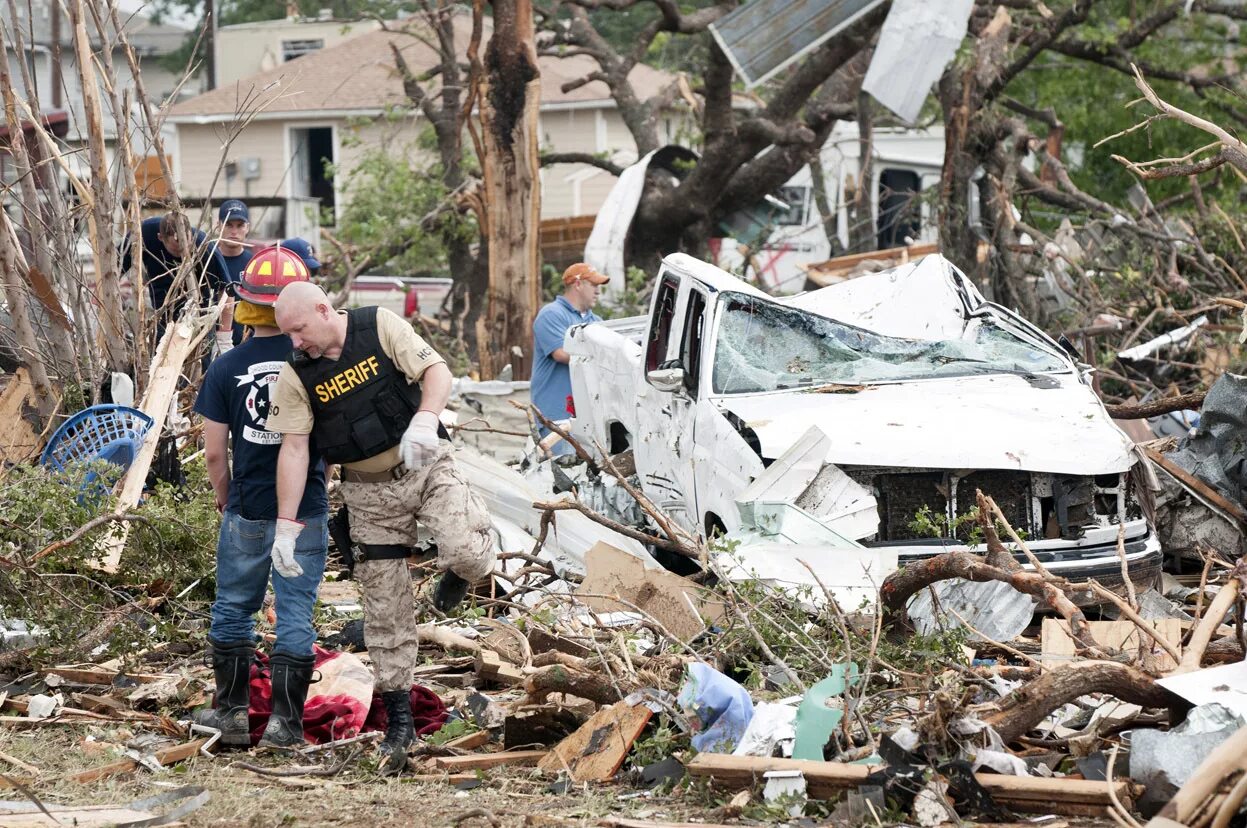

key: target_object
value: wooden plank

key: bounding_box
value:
[803,242,940,287]
[474,649,525,687]
[97,301,220,572]
[0,805,157,826]
[66,737,208,784]
[1041,618,1183,672]
[48,667,170,685]
[430,750,548,771]
[538,700,652,782]
[409,772,479,784]
[685,754,1129,814]
[443,730,491,751]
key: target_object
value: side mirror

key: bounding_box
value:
[647,366,685,393]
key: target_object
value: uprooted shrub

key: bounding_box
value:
[0,455,218,667]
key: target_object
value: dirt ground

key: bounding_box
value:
[0,726,732,827]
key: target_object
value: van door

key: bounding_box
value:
[633,272,706,532]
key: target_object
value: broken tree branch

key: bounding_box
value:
[880,550,1104,655]
[980,660,1181,743]
[1104,391,1207,419]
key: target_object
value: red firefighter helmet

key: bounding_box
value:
[233,245,311,306]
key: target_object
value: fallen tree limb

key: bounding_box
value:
[532,499,695,556]
[1105,391,1206,419]
[1175,559,1247,673]
[1084,579,1183,666]
[979,660,1181,744]
[880,550,1102,654]
[417,623,482,654]
[26,513,153,565]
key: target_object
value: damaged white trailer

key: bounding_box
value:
[563,253,1162,602]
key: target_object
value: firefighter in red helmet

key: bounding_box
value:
[191,246,328,751]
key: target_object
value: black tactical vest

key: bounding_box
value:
[289,307,438,464]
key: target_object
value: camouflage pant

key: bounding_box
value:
[343,447,495,692]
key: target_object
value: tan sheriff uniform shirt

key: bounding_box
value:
[268,307,446,473]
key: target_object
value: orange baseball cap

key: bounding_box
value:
[563,262,609,286]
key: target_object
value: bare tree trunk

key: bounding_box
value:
[849,90,875,252]
[69,0,127,372]
[475,0,541,379]
[0,212,57,420]
[0,14,78,377]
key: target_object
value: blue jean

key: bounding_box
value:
[210,511,328,656]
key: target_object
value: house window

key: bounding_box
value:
[282,39,324,62]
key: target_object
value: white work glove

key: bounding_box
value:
[270,518,304,579]
[214,330,235,356]
[400,410,442,472]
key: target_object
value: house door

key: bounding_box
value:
[289,126,336,225]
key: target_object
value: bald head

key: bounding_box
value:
[275,281,345,359]
[276,280,329,313]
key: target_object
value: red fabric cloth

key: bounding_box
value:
[242,646,373,746]
[362,685,448,737]
[231,646,446,745]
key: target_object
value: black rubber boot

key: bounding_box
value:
[433,570,470,612]
[377,689,415,772]
[257,652,316,750]
[192,639,254,748]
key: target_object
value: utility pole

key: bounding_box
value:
[204,0,216,89]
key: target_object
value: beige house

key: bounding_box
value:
[167,17,678,242]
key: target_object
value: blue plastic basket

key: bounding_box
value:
[40,405,154,494]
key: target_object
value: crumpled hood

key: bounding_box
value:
[719,373,1136,475]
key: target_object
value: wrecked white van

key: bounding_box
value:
[565,253,1161,600]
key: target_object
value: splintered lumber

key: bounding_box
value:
[430,750,548,771]
[475,649,525,686]
[67,737,209,784]
[685,754,1133,817]
[538,700,652,781]
[98,304,220,572]
[0,368,45,467]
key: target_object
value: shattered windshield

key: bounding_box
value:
[711,293,1068,394]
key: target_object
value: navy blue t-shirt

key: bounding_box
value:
[121,217,230,311]
[219,249,252,345]
[193,333,328,521]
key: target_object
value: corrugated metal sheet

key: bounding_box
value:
[709,0,885,88]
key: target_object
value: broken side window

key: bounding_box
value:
[710,292,1068,394]
[646,275,680,373]
[681,290,707,396]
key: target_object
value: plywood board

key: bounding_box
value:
[0,369,44,466]
[577,542,723,642]
[1041,618,1182,672]
[538,700,652,782]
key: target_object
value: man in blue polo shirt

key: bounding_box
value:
[531,263,608,452]
[192,245,328,751]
